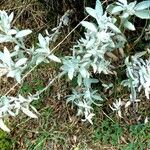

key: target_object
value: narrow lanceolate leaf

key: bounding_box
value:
[95,0,103,16]
[15,29,32,38]
[0,35,12,43]
[0,67,8,77]
[8,29,17,35]
[9,12,14,23]
[4,47,11,60]
[7,70,15,78]
[3,47,12,67]
[144,117,149,124]
[0,119,10,132]
[36,56,45,65]
[133,51,147,59]
[79,67,87,78]
[111,6,124,14]
[107,23,121,33]
[38,33,47,48]
[91,63,97,73]
[68,68,74,80]
[135,10,150,19]
[15,71,21,83]
[128,2,137,11]
[21,107,38,118]
[134,1,150,10]
[81,21,97,32]
[15,58,27,67]
[124,20,135,31]
[77,74,82,86]
[48,54,61,63]
[30,105,39,114]
[85,7,96,19]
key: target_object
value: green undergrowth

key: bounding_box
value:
[11,118,150,149]
[93,119,123,146]
[93,117,150,150]
[0,131,12,150]
[9,95,150,150]
[16,64,150,149]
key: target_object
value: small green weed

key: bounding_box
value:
[93,119,123,146]
[0,131,12,150]
[122,123,150,150]
[19,82,33,95]
[93,119,150,150]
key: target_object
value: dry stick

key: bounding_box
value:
[4,15,89,96]
[102,111,115,123]
[129,20,148,51]
[11,3,30,25]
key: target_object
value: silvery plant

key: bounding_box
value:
[107,0,150,30]
[122,51,150,101]
[61,0,149,122]
[0,10,67,132]
[0,0,150,132]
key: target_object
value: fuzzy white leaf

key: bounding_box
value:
[95,0,103,16]
[0,35,12,43]
[68,68,74,80]
[18,94,27,102]
[85,7,96,18]
[36,56,45,65]
[7,70,15,78]
[86,38,95,49]
[82,113,95,124]
[4,47,11,60]
[15,71,21,83]
[35,48,49,54]
[15,29,32,38]
[81,21,97,32]
[91,63,97,73]
[79,67,87,78]
[77,74,82,86]
[118,110,123,118]
[83,53,92,59]
[135,10,150,19]
[111,6,124,14]
[121,12,129,19]
[9,12,14,23]
[107,23,121,33]
[128,2,137,11]
[125,101,131,108]
[144,116,149,124]
[133,51,147,59]
[0,119,10,132]
[78,101,92,109]
[21,107,38,118]
[0,67,8,77]
[30,105,39,115]
[135,1,150,10]
[8,110,16,117]
[124,20,135,31]
[7,29,17,35]
[145,88,150,99]
[3,47,12,67]
[92,94,102,101]
[15,58,27,67]
[48,54,61,63]
[38,34,47,48]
